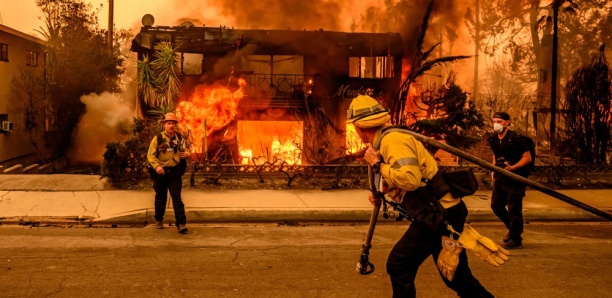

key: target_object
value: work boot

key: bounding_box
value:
[155,221,164,229]
[503,239,522,249]
[503,232,511,243]
[177,225,188,234]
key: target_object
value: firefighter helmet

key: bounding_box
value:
[161,112,179,123]
[346,95,389,125]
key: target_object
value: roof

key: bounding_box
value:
[0,24,46,45]
[131,26,404,57]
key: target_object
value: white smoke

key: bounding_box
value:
[68,92,134,165]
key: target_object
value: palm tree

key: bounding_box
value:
[392,0,470,125]
[137,55,158,106]
[136,41,182,108]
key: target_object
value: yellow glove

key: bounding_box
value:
[458,225,510,267]
[437,236,463,281]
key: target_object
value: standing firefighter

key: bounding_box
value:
[148,112,191,234]
[348,95,507,297]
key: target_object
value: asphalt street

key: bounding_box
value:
[1,222,611,297]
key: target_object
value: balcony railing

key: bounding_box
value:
[240,74,310,99]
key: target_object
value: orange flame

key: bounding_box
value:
[401,58,411,83]
[345,123,366,154]
[237,120,303,165]
[176,79,246,152]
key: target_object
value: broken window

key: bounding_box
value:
[240,55,305,96]
[181,53,202,75]
[349,56,394,79]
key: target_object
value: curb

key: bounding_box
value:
[2,207,610,226]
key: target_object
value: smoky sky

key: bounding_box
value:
[162,0,469,59]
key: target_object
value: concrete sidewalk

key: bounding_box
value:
[0,175,611,225]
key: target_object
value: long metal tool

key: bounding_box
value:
[402,129,612,221]
[356,165,382,275]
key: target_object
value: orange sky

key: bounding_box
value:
[0,0,382,37]
[0,1,162,36]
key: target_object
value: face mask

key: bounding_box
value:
[493,123,505,133]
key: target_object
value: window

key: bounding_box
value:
[0,114,8,133]
[0,43,8,62]
[349,56,394,79]
[26,50,38,66]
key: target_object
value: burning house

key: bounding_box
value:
[130,16,404,165]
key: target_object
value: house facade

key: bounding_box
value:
[131,21,404,164]
[0,24,45,165]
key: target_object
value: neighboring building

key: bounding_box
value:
[0,24,45,164]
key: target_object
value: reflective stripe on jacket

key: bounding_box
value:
[373,126,460,209]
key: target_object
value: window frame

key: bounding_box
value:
[0,43,8,62]
[26,50,38,67]
[348,56,395,79]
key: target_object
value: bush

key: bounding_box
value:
[100,117,155,187]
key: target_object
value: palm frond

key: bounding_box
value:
[409,55,471,82]
[150,42,181,106]
[414,0,435,57]
[420,42,441,64]
[137,55,160,106]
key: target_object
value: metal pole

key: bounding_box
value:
[550,0,559,163]
[356,165,381,275]
[401,129,612,221]
[203,120,208,166]
[108,0,114,53]
[473,0,480,102]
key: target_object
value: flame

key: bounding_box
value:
[401,58,411,83]
[176,79,246,152]
[237,120,303,165]
[239,148,253,164]
[345,123,366,154]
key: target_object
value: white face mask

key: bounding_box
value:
[493,123,505,133]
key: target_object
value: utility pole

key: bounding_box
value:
[108,0,114,53]
[473,0,480,102]
[550,0,559,163]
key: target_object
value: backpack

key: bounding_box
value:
[508,131,536,173]
[148,132,188,177]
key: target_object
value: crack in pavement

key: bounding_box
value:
[76,192,88,214]
[294,192,309,208]
[27,192,46,215]
[93,191,102,218]
[0,190,10,202]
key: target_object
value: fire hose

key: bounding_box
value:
[357,129,612,275]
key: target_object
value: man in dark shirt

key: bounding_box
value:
[488,112,532,249]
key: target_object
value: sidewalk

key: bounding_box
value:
[0,175,611,225]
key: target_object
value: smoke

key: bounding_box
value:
[68,92,134,165]
[216,0,344,31]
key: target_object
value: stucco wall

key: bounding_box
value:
[0,26,44,163]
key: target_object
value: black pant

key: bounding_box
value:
[491,180,525,243]
[386,201,493,298]
[153,166,186,226]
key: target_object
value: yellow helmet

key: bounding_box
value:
[346,95,390,127]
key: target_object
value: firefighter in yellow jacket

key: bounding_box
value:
[148,112,191,234]
[347,95,497,297]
